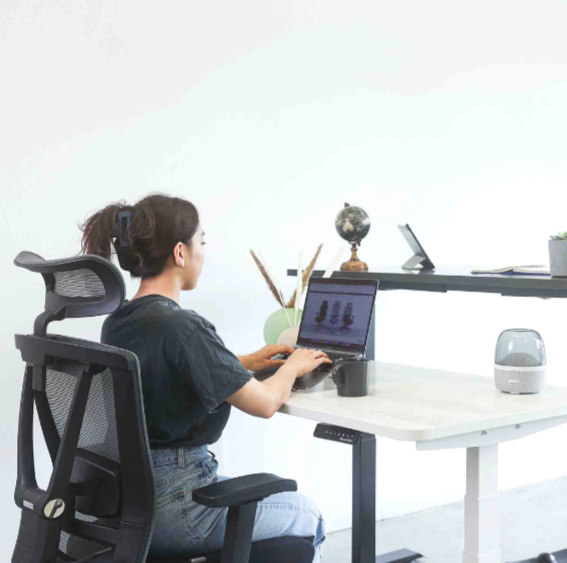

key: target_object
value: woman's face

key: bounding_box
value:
[183,226,205,290]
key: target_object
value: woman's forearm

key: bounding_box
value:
[226,362,301,418]
[261,363,300,415]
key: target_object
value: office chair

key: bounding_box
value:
[314,300,328,331]
[11,250,315,563]
[340,302,354,334]
[329,300,341,330]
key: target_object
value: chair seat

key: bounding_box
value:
[147,535,315,563]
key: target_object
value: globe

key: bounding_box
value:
[335,203,371,243]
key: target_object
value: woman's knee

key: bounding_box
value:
[267,491,323,521]
[255,491,325,541]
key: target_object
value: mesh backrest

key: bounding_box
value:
[13,252,148,563]
[46,367,121,561]
[53,268,106,299]
[46,367,119,463]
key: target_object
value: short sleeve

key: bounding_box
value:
[179,325,253,414]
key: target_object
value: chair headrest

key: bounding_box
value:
[14,251,126,333]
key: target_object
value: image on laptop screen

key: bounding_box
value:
[296,278,378,354]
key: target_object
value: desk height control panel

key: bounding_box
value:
[314,423,361,445]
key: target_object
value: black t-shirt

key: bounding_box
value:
[100,294,253,449]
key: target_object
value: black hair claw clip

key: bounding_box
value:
[113,211,131,247]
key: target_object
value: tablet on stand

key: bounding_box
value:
[398,224,435,271]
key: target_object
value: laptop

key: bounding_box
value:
[254,276,379,391]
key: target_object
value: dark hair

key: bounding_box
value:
[79,192,200,279]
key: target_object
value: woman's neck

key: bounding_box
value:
[132,274,181,304]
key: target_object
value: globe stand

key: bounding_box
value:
[341,242,368,272]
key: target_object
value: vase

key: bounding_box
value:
[549,239,567,277]
[263,308,303,345]
[277,326,300,347]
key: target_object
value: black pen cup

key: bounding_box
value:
[332,359,370,397]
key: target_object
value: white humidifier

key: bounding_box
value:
[494,329,546,394]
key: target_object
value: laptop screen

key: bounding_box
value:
[296,277,378,354]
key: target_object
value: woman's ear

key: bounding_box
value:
[176,243,186,267]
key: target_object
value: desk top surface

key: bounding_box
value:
[287,265,567,298]
[279,361,567,442]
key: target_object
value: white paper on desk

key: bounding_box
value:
[471,264,550,275]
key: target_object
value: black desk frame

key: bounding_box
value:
[288,267,567,563]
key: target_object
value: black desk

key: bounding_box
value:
[287,266,567,563]
[287,266,567,299]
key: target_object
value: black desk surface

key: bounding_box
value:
[287,265,567,299]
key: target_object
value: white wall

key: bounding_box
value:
[2,0,567,557]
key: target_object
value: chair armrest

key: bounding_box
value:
[192,473,297,508]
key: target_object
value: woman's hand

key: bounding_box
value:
[229,347,332,419]
[238,344,295,372]
[286,348,332,377]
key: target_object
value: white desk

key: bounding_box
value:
[280,361,567,563]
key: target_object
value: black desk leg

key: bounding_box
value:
[353,432,376,563]
[352,431,423,563]
[316,305,423,562]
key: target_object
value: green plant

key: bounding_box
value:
[551,232,567,240]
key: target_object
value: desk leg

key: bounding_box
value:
[463,445,501,563]
[352,433,423,563]
[315,423,422,563]
[353,433,376,563]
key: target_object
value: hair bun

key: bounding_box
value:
[114,241,140,273]
[80,193,199,279]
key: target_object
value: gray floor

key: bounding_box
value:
[323,475,567,563]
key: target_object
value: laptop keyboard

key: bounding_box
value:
[324,351,354,361]
[275,351,353,361]
[271,350,355,373]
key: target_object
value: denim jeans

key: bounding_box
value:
[148,445,326,562]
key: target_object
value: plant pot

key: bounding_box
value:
[549,239,567,277]
[263,308,302,345]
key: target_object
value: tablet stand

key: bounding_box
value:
[401,253,435,271]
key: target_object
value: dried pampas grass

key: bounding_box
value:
[250,244,324,319]
[250,250,284,306]
[285,243,323,308]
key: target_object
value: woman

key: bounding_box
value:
[80,193,329,562]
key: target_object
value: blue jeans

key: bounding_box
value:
[148,445,326,562]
